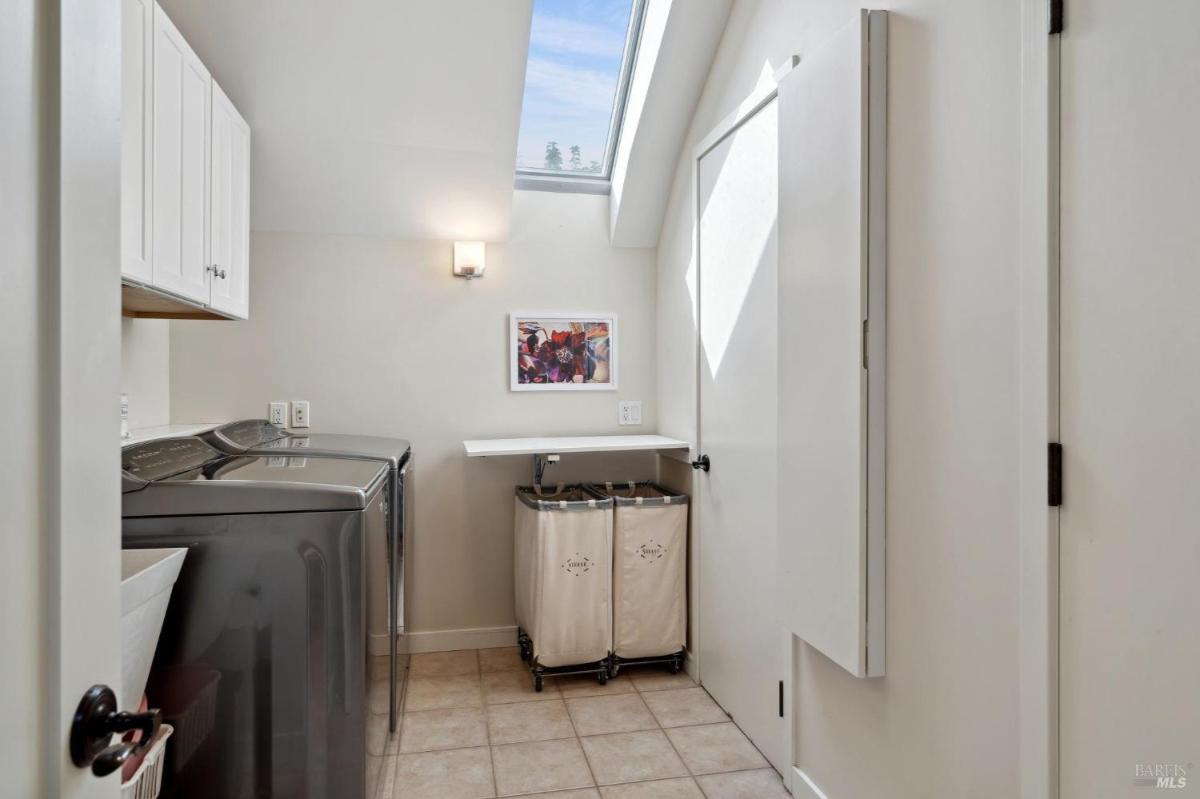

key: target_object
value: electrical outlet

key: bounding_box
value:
[618,400,643,426]
[291,400,310,428]
[268,402,288,426]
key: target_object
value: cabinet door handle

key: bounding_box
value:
[208,265,227,279]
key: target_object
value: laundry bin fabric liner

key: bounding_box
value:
[591,482,688,660]
[514,485,614,668]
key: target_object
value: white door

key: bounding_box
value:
[120,0,153,283]
[4,0,123,795]
[209,80,251,319]
[696,97,787,774]
[151,1,210,304]
[1059,2,1200,796]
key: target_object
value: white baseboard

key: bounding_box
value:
[369,625,519,656]
[793,767,830,799]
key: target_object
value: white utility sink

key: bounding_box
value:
[121,548,187,712]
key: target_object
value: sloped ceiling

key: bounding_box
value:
[158,0,534,241]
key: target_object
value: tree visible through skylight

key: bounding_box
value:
[515,0,637,177]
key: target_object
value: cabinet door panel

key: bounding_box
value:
[121,0,153,282]
[209,82,251,319]
[151,3,209,303]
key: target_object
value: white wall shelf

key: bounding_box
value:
[464,435,692,485]
[463,435,690,458]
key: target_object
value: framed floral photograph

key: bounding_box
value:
[510,313,617,391]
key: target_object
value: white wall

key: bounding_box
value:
[121,319,171,429]
[656,1,1021,796]
[171,190,659,636]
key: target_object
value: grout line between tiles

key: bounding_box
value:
[648,677,696,786]
[568,694,602,793]
[477,650,499,799]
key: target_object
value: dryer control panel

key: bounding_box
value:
[122,437,221,485]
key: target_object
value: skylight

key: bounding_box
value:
[514,0,645,186]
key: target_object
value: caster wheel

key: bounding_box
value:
[519,643,532,662]
[669,659,681,675]
[596,671,608,685]
[534,675,544,692]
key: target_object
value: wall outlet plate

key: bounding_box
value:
[619,400,643,426]
[290,400,310,428]
[268,402,288,426]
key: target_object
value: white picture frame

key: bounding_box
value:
[510,313,618,391]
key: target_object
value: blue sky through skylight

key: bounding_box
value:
[515,0,636,175]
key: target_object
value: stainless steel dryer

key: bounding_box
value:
[121,436,391,799]
[200,420,412,731]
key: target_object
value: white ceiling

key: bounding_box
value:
[159,0,534,241]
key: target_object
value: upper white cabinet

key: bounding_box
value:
[121,0,153,284]
[208,82,251,320]
[151,2,211,305]
[121,0,251,320]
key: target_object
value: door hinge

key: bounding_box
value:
[1048,442,1063,507]
[862,319,869,369]
[1049,0,1064,34]
[778,680,784,718]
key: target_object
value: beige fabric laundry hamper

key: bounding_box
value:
[592,482,688,666]
[514,485,613,684]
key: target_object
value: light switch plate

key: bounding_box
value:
[291,400,310,428]
[618,400,642,426]
[268,402,287,426]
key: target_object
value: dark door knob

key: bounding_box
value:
[69,684,161,777]
[691,454,711,472]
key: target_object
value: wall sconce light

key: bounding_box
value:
[453,241,486,279]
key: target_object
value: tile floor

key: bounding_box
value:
[370,646,791,799]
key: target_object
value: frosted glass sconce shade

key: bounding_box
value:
[453,241,486,279]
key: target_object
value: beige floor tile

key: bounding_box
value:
[557,674,636,699]
[373,755,398,799]
[368,671,394,715]
[483,670,562,704]
[598,777,704,798]
[411,649,480,678]
[487,699,575,745]
[366,751,391,799]
[478,646,526,673]
[405,674,484,712]
[513,790,600,799]
[367,709,400,756]
[640,687,729,728]
[566,693,657,737]
[665,723,767,776]
[695,768,791,798]
[627,669,695,693]
[579,730,688,785]
[491,738,594,796]
[400,707,488,753]
[392,746,494,799]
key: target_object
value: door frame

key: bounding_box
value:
[689,55,798,788]
[1017,0,1060,797]
[9,0,126,795]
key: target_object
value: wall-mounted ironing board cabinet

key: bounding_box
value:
[777,9,888,679]
[464,435,691,484]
